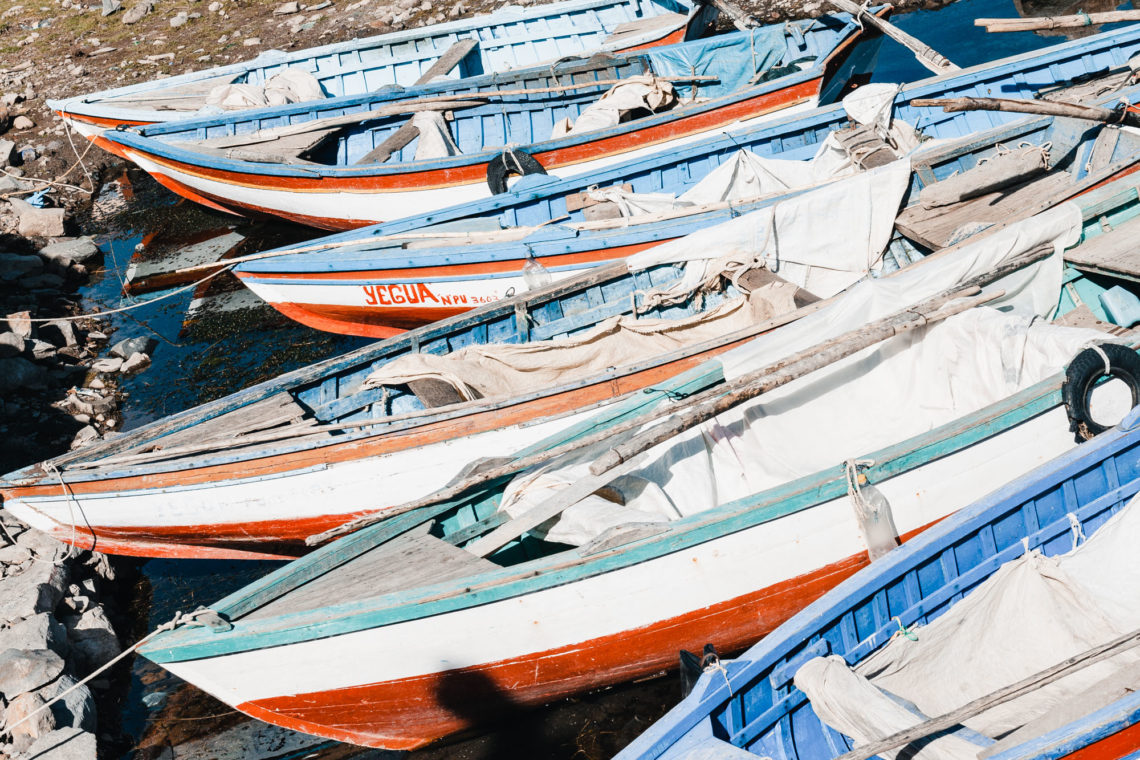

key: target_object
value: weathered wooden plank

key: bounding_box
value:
[354,119,419,165]
[1064,213,1140,280]
[415,38,479,83]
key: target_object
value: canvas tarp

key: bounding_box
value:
[492,204,1092,545]
[625,158,912,302]
[410,110,462,159]
[551,75,678,138]
[204,68,325,110]
[646,27,787,99]
[795,495,1140,758]
[360,283,800,401]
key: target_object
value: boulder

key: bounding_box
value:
[275,1,300,11]
[102,0,121,14]
[4,691,56,753]
[89,357,121,373]
[36,674,95,731]
[0,331,24,358]
[0,252,44,282]
[0,139,14,167]
[61,607,119,672]
[0,565,67,626]
[3,613,68,657]
[109,336,156,359]
[0,357,47,392]
[8,199,65,239]
[169,10,188,25]
[122,0,152,22]
[6,311,33,339]
[120,352,150,373]
[69,426,99,451]
[20,726,97,760]
[39,321,76,348]
[19,273,66,290]
[12,115,34,130]
[27,339,55,361]
[38,238,100,266]
[0,649,64,698]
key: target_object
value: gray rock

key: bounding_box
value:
[0,649,64,697]
[0,357,47,392]
[20,726,97,760]
[102,0,121,14]
[169,10,188,25]
[0,139,15,167]
[274,0,299,11]
[3,613,68,657]
[39,321,76,348]
[109,335,156,358]
[36,674,95,731]
[0,541,32,567]
[19,273,65,290]
[69,426,99,451]
[0,331,24,358]
[27,339,55,361]
[61,607,119,672]
[0,252,44,282]
[12,115,34,130]
[38,238,100,266]
[4,690,56,752]
[120,352,150,373]
[8,199,65,239]
[84,331,107,342]
[121,0,152,22]
[6,311,33,339]
[89,357,121,373]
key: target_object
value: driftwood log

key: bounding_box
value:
[976,11,1140,32]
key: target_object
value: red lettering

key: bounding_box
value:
[389,285,405,304]
[363,285,378,306]
[417,283,439,303]
[404,284,420,304]
[441,294,453,305]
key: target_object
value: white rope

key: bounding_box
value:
[1067,512,1088,546]
[1090,342,1113,377]
[844,457,876,521]
[0,608,215,738]
[19,264,234,323]
[702,651,734,696]
[43,463,96,561]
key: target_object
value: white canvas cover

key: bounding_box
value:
[204,68,325,110]
[551,75,678,138]
[493,204,1091,545]
[626,159,912,301]
[410,111,462,159]
[360,285,800,400]
[795,496,1140,757]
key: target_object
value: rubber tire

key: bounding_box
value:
[486,149,546,195]
[1062,343,1140,441]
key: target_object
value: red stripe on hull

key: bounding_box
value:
[236,550,874,750]
[267,300,460,337]
[1060,721,1140,760]
[611,23,687,54]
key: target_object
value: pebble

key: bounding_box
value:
[274,0,300,12]
[120,352,150,373]
[243,36,261,45]
[110,335,155,359]
[90,357,122,373]
[170,10,189,25]
[207,1,221,10]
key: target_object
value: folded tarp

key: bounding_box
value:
[796,495,1140,759]
[360,284,800,401]
[646,26,788,99]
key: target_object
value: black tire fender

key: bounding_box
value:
[486,148,546,195]
[1063,343,1140,441]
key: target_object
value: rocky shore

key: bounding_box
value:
[0,508,121,760]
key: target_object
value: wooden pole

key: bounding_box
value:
[826,0,960,74]
[307,245,1053,546]
[976,10,1140,32]
[835,626,1140,760]
[910,96,1140,128]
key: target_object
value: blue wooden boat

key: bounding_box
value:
[128,188,1140,750]
[616,375,1140,760]
[223,23,1140,336]
[50,0,708,137]
[98,14,886,229]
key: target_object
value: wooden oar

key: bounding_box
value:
[307,245,1053,546]
[976,11,1140,32]
[911,96,1140,128]
[835,625,1140,760]
[463,285,998,558]
[827,0,960,74]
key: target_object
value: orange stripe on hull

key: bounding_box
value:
[612,24,687,54]
[1059,721,1140,760]
[268,301,460,337]
[235,549,872,750]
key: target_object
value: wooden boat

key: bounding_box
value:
[98,14,887,230]
[50,0,710,140]
[0,163,918,561]
[226,24,1140,336]
[134,199,1140,750]
[616,394,1140,760]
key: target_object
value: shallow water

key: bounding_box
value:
[74,4,1136,757]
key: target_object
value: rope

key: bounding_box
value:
[1078,9,1092,25]
[891,616,918,642]
[702,651,733,696]
[41,463,86,562]
[503,144,525,175]
[1067,512,1088,546]
[0,609,216,739]
[1090,342,1113,376]
[60,103,95,192]
[18,264,234,323]
[844,458,876,521]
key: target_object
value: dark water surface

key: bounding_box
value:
[75,4,1132,758]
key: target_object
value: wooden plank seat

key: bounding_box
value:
[1064,212,1140,282]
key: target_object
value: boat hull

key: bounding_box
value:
[154,404,1077,748]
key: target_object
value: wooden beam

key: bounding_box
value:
[415,38,479,83]
[910,96,1140,128]
[976,10,1140,32]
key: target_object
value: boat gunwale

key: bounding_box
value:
[138,372,1068,662]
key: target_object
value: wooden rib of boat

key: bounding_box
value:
[616,394,1140,760]
[227,24,1140,336]
[98,14,886,229]
[134,199,1138,751]
[49,0,710,139]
